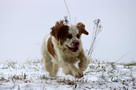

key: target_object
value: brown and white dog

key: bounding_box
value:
[41,20,90,78]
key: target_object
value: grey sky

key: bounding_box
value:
[0,0,136,63]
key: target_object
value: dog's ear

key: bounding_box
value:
[50,20,64,40]
[77,22,89,35]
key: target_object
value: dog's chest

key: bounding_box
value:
[61,55,79,64]
[60,50,80,64]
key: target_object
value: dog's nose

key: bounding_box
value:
[73,41,79,47]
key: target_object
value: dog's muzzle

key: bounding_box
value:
[67,41,80,52]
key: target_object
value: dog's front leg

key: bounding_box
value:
[78,51,90,71]
[61,62,83,78]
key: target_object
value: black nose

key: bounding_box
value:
[73,41,79,46]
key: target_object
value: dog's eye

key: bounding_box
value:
[67,34,72,39]
[76,34,80,39]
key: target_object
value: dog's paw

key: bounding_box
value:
[73,70,83,78]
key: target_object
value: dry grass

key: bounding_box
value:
[0,59,136,90]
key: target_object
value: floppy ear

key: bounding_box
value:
[77,22,89,35]
[50,20,65,40]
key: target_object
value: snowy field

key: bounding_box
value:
[0,59,136,90]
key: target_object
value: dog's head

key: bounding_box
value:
[51,20,88,52]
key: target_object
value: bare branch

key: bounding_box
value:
[88,19,103,56]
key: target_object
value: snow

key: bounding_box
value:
[0,60,136,90]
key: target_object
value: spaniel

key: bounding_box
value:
[41,20,90,78]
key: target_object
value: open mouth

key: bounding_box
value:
[67,46,79,52]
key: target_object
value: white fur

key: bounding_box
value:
[63,25,80,48]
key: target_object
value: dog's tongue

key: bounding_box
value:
[72,47,78,52]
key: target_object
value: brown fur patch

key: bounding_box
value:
[47,37,56,57]
[50,20,64,40]
[50,20,70,45]
[57,25,70,45]
[76,22,89,35]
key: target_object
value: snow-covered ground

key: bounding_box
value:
[0,59,136,90]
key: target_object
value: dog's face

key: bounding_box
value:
[51,20,88,52]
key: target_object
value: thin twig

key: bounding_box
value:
[115,51,130,62]
[64,0,71,24]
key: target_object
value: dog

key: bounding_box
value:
[41,20,90,78]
